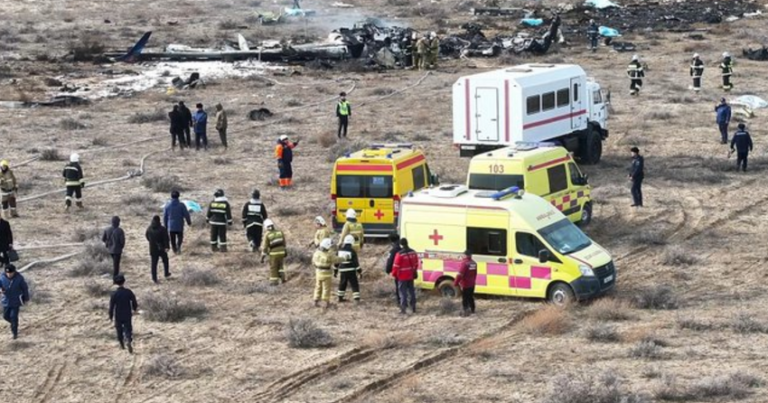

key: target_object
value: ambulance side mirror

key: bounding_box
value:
[538,250,550,264]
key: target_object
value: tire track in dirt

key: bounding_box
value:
[34,362,67,403]
[114,354,140,403]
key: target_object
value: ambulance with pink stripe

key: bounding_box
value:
[399,185,615,305]
[453,64,609,164]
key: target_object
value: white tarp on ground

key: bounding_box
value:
[53,60,281,100]
[585,0,620,8]
[732,95,768,109]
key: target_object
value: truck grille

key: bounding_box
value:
[593,261,616,287]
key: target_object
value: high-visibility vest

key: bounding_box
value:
[338,101,350,116]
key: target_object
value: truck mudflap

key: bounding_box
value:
[571,261,616,300]
[601,128,609,140]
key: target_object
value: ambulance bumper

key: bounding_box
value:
[571,276,615,300]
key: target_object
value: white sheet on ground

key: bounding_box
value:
[732,95,768,109]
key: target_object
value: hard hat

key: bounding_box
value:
[632,54,638,61]
[279,134,289,141]
[320,238,333,250]
[0,160,8,168]
[431,31,436,36]
[264,218,275,228]
[214,189,224,197]
[589,19,595,23]
[693,53,699,58]
[70,153,80,163]
[345,208,356,219]
[343,235,355,245]
[723,52,730,58]
[251,189,260,199]
[315,216,326,226]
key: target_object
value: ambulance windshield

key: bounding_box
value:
[538,219,591,255]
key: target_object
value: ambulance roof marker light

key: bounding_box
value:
[491,186,521,201]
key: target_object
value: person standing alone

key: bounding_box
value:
[102,216,126,277]
[193,103,208,151]
[690,53,704,92]
[715,98,731,144]
[0,160,19,218]
[628,147,644,207]
[163,190,192,255]
[720,52,734,92]
[392,238,419,315]
[454,250,477,316]
[63,153,85,211]
[275,135,299,190]
[215,103,228,150]
[587,19,599,52]
[731,123,753,172]
[109,274,138,353]
[145,216,171,283]
[336,92,351,139]
[1,264,28,339]
[627,54,644,96]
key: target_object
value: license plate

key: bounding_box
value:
[603,275,614,284]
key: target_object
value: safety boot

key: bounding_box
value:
[211,244,219,252]
[219,245,228,253]
[10,209,18,218]
[76,201,84,209]
[127,340,134,354]
[314,300,320,307]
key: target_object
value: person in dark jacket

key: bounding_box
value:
[178,101,193,147]
[145,215,171,283]
[720,51,734,91]
[242,189,267,252]
[109,274,138,353]
[336,92,351,139]
[715,98,732,144]
[587,19,599,52]
[1,264,29,339]
[384,232,401,304]
[454,250,478,316]
[392,238,419,314]
[169,105,186,150]
[628,147,645,207]
[163,191,192,254]
[690,53,704,92]
[206,189,233,252]
[102,216,126,277]
[63,153,85,210]
[731,123,754,172]
[0,215,13,267]
[627,54,644,96]
[193,103,208,151]
[336,235,362,303]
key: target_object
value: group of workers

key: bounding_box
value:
[622,52,735,95]
[402,32,440,70]
[168,101,228,151]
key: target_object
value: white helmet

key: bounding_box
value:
[279,134,289,141]
[632,54,638,61]
[343,235,355,245]
[70,153,80,163]
[693,53,700,58]
[314,216,326,226]
[264,219,275,228]
[345,208,356,219]
[320,238,333,250]
[723,52,730,58]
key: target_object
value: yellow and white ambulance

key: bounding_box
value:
[331,144,436,237]
[399,185,615,305]
[467,143,593,225]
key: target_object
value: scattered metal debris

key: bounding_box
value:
[248,108,274,121]
[743,46,768,61]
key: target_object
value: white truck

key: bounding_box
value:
[452,64,609,163]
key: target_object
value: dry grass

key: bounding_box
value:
[521,306,572,336]
[660,246,699,266]
[677,316,715,331]
[39,148,61,161]
[142,175,185,193]
[285,318,334,348]
[655,372,764,401]
[69,257,111,277]
[143,354,185,379]
[586,324,621,343]
[128,109,167,124]
[72,226,101,242]
[142,293,207,322]
[585,298,633,321]
[83,280,111,297]
[181,268,220,287]
[59,118,86,130]
[633,286,679,310]
[629,336,668,360]
[730,313,767,334]
[436,298,458,316]
[542,372,650,403]
[427,329,465,347]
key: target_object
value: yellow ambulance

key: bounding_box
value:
[331,144,436,237]
[467,143,593,225]
[399,185,615,305]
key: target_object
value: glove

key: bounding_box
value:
[294,139,300,146]
[81,182,86,188]
[333,270,338,278]
[357,269,362,279]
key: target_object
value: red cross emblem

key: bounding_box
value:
[374,209,384,220]
[428,229,444,246]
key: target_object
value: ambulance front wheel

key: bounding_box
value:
[579,203,593,226]
[548,283,575,306]
[436,279,459,299]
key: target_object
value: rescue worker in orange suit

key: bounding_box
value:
[392,238,419,314]
[454,250,478,316]
[206,189,233,252]
[336,92,351,139]
[275,135,299,190]
[690,53,704,92]
[336,235,361,303]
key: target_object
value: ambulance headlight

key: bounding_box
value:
[579,265,595,277]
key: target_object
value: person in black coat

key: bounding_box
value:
[0,216,12,266]
[178,101,193,147]
[628,147,645,207]
[145,215,171,283]
[384,232,402,304]
[169,105,187,150]
[731,123,754,172]
[102,216,126,277]
[109,274,138,353]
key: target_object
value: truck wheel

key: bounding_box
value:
[581,126,603,164]
[579,202,593,226]
[436,279,459,299]
[548,283,575,307]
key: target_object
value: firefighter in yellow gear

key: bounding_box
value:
[416,34,429,71]
[410,32,420,70]
[0,160,18,218]
[428,32,440,69]
[338,209,364,252]
[260,219,287,285]
[313,238,347,308]
[720,52,734,91]
[310,216,333,248]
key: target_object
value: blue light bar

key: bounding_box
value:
[491,186,520,201]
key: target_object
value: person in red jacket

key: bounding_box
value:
[392,238,419,314]
[454,250,477,316]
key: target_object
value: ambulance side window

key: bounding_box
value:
[547,165,568,194]
[412,165,426,190]
[467,228,507,256]
[515,233,559,262]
